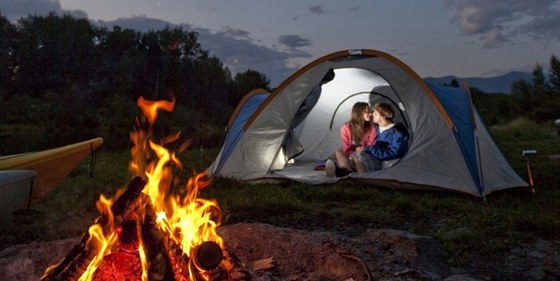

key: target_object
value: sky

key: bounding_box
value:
[1,0,559,87]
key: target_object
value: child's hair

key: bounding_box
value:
[350,102,372,145]
[373,102,394,121]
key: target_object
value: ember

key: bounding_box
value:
[40,97,249,281]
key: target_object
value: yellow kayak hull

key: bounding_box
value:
[0,138,103,205]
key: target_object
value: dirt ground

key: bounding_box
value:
[1,223,559,281]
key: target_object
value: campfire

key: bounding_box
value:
[40,97,249,281]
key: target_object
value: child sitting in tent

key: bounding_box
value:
[326,102,377,177]
[353,102,409,172]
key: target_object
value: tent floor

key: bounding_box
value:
[267,161,342,185]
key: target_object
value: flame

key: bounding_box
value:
[77,97,223,281]
[137,96,175,124]
[79,195,118,281]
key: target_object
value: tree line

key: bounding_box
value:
[448,56,560,126]
[1,12,558,154]
[0,12,271,153]
[510,58,560,123]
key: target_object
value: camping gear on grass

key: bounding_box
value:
[207,49,528,197]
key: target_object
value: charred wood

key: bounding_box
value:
[139,197,176,281]
[40,177,147,281]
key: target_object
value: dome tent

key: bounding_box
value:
[207,49,528,197]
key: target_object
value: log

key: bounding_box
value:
[40,175,250,281]
[253,257,275,271]
[40,177,147,281]
[139,198,176,281]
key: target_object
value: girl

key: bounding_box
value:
[326,102,377,177]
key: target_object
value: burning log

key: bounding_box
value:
[192,241,223,271]
[214,248,251,281]
[41,177,147,281]
[164,228,250,280]
[139,197,175,281]
[41,175,250,281]
[91,219,143,281]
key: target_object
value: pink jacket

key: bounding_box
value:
[340,122,377,156]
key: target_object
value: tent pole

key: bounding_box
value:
[463,82,485,195]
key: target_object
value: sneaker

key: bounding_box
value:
[325,159,336,177]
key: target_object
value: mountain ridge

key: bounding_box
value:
[424,71,533,94]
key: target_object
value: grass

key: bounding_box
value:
[1,118,559,268]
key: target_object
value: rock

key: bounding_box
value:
[0,237,80,281]
[218,223,450,280]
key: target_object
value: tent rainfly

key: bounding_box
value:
[207,49,529,197]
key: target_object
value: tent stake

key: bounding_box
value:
[522,150,537,193]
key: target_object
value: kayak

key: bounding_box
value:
[0,169,38,226]
[0,137,103,205]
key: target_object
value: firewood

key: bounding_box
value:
[40,177,147,281]
[139,196,176,281]
[221,249,251,281]
[252,257,275,271]
[41,176,251,281]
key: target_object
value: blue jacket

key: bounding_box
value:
[364,123,409,160]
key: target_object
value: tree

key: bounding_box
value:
[471,88,518,125]
[156,27,201,103]
[231,69,271,106]
[190,53,232,118]
[0,13,274,150]
[511,79,533,114]
[532,64,548,107]
[97,26,144,97]
[15,13,97,96]
[0,13,18,96]
[549,55,560,94]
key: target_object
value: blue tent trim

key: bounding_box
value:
[213,92,270,174]
[426,82,483,195]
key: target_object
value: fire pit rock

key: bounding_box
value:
[1,223,468,281]
[0,236,81,281]
[219,223,451,281]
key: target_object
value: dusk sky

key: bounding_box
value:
[1,0,559,86]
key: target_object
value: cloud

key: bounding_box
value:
[215,26,251,40]
[480,29,508,48]
[444,0,560,47]
[278,34,312,48]
[0,0,63,21]
[309,6,326,15]
[517,11,560,40]
[197,29,311,86]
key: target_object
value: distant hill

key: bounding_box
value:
[424,71,533,94]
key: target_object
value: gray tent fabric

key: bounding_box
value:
[207,49,528,197]
[283,69,336,160]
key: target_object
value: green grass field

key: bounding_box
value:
[1,117,558,267]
